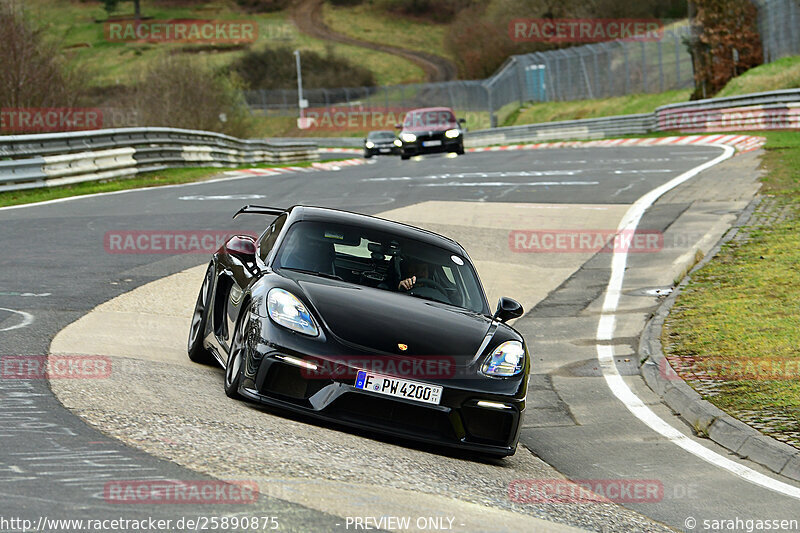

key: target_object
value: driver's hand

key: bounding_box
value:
[398,276,416,291]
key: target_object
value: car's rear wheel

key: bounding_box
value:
[224,311,248,399]
[188,263,215,365]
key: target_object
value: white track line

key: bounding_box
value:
[596,143,800,499]
[0,307,34,332]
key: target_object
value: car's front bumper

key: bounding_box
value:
[239,330,526,456]
[364,144,401,156]
[401,137,462,156]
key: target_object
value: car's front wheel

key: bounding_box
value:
[224,311,249,399]
[188,263,215,365]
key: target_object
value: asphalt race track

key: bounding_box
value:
[1,146,798,532]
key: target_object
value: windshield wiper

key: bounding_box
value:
[281,267,344,281]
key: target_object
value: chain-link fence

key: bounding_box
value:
[485,25,693,107]
[245,81,489,114]
[754,0,800,62]
[246,1,800,127]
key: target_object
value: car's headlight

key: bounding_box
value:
[445,128,460,138]
[481,341,525,377]
[393,139,402,147]
[267,288,319,336]
[401,133,417,143]
[365,141,374,148]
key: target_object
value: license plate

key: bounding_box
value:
[379,148,390,153]
[355,370,442,405]
[422,140,442,147]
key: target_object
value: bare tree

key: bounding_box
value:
[0,1,85,109]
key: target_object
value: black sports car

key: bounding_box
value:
[397,107,466,160]
[188,205,529,457]
[363,130,401,158]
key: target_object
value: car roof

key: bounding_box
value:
[286,205,465,254]
[405,107,455,114]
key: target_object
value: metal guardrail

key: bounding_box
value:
[464,113,655,147]
[656,88,800,113]
[0,127,318,193]
[2,89,797,192]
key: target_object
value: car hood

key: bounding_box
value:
[403,124,457,134]
[297,278,491,357]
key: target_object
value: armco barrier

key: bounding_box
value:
[2,89,798,192]
[300,89,800,148]
[655,89,800,132]
[464,113,655,148]
[0,127,318,193]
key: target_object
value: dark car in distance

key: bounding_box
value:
[188,205,529,457]
[397,107,466,160]
[363,130,401,158]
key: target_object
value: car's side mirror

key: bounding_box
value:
[458,118,466,124]
[394,123,402,130]
[225,235,256,260]
[493,297,523,322]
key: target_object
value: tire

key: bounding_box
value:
[401,153,410,160]
[224,310,249,399]
[188,264,216,365]
[364,152,372,159]
[456,143,465,155]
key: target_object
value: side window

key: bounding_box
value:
[258,214,286,262]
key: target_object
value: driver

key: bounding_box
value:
[398,259,430,291]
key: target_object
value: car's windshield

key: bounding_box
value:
[274,220,488,314]
[367,131,396,140]
[403,109,456,129]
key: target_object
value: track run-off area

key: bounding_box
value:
[1,138,798,533]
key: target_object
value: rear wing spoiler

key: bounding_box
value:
[232,205,285,219]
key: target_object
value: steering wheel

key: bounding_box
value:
[409,277,449,300]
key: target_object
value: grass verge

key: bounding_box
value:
[662,131,800,444]
[716,56,800,98]
[0,160,327,209]
[27,0,423,87]
[322,1,454,62]
[511,90,693,126]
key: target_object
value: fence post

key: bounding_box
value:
[641,40,647,93]
[623,42,630,94]
[486,84,496,128]
[579,51,594,99]
[515,58,526,106]
[675,31,681,88]
[658,37,664,92]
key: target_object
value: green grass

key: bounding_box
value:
[717,56,800,98]
[511,90,693,126]
[29,0,423,87]
[0,160,328,208]
[509,54,800,127]
[322,1,454,62]
[662,131,800,438]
